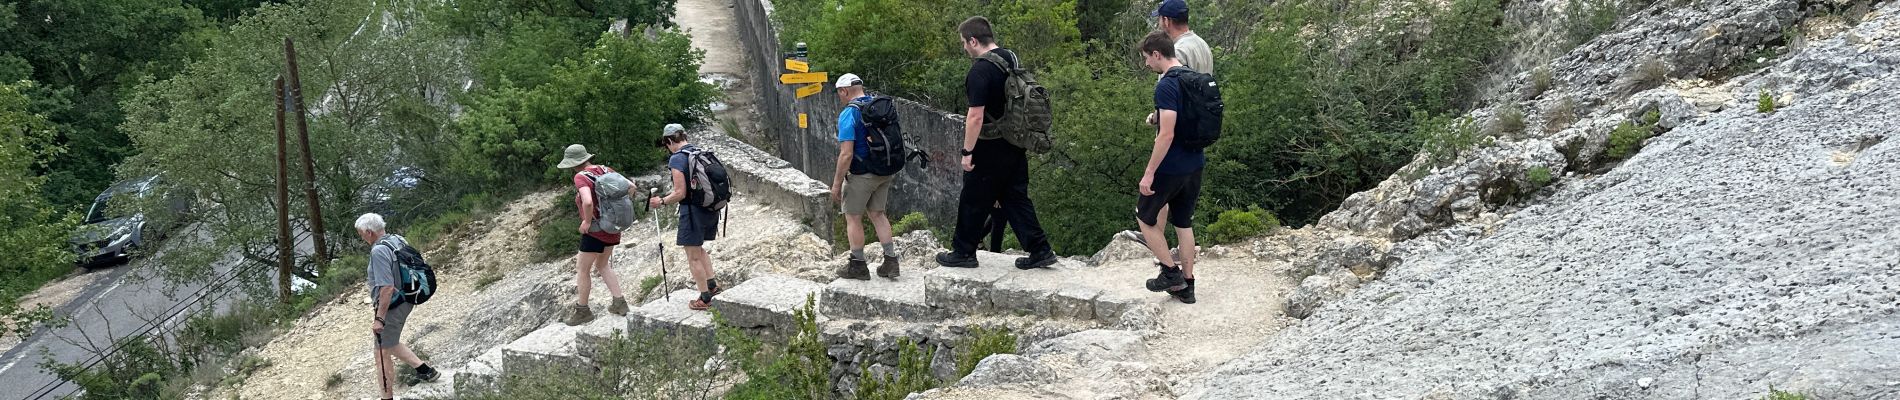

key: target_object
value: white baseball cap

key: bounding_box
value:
[835,73,862,88]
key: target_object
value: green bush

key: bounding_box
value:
[536,193,583,261]
[637,275,663,299]
[1762,386,1809,400]
[1564,0,1624,46]
[855,337,939,400]
[1606,111,1661,160]
[1492,103,1528,137]
[1527,166,1555,188]
[1207,206,1281,244]
[44,337,185,400]
[1757,89,1777,113]
[955,326,1018,379]
[720,295,831,399]
[1419,114,1484,167]
[452,29,716,188]
[0,82,77,339]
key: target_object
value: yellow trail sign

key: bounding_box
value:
[779,72,829,85]
[784,59,809,73]
[795,83,823,99]
[798,113,809,129]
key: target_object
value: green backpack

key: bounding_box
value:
[978,50,1054,153]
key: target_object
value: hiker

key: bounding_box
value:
[650,125,724,310]
[1136,31,1216,304]
[1141,0,1215,239]
[557,144,631,326]
[935,16,1060,270]
[356,213,438,399]
[830,73,902,280]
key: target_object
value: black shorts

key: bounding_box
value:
[1136,170,1203,229]
[579,234,619,253]
[677,206,720,246]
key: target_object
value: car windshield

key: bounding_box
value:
[84,193,114,224]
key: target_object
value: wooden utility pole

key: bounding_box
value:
[274,76,294,304]
[285,38,330,265]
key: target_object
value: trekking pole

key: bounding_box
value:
[374,330,390,398]
[647,188,664,286]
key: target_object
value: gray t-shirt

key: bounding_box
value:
[1174,31,1213,76]
[367,234,407,305]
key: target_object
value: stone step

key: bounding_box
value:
[498,314,627,377]
[714,274,827,331]
[452,347,506,394]
[628,289,716,337]
[821,272,946,322]
[921,251,1157,326]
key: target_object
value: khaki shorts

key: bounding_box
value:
[842,173,895,215]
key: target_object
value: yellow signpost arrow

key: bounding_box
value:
[784,59,809,73]
[779,72,829,85]
[795,83,823,99]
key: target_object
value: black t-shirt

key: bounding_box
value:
[965,48,1015,123]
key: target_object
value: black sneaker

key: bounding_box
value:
[414,365,440,384]
[1168,278,1197,304]
[1144,263,1187,292]
[1014,250,1058,270]
[935,252,978,268]
[838,257,871,280]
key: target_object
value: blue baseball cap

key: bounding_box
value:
[1152,0,1188,20]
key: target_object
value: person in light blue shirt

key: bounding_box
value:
[829,73,900,280]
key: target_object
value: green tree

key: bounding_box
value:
[0,81,78,339]
[452,29,716,187]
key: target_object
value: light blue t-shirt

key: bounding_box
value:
[837,95,875,159]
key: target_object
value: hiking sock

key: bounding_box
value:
[699,290,715,303]
[707,278,720,293]
[881,242,896,257]
[851,249,866,261]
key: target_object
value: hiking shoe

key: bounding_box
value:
[877,256,900,278]
[936,252,978,268]
[689,299,712,311]
[564,304,596,326]
[1144,263,1187,292]
[1014,250,1058,270]
[838,257,871,280]
[608,297,629,316]
[1168,279,1197,304]
[413,365,440,384]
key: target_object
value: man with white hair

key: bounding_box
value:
[356,213,437,399]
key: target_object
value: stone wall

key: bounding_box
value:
[732,0,967,228]
[688,129,834,237]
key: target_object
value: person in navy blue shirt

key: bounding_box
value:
[829,73,901,280]
[650,125,721,311]
[1135,31,1206,304]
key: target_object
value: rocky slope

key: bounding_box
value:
[1187,0,1900,398]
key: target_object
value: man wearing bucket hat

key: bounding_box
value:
[558,144,630,326]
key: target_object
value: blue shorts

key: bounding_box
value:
[677,206,720,246]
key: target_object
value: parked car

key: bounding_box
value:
[71,176,189,268]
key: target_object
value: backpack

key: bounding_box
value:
[681,146,732,211]
[847,97,911,176]
[1164,67,1223,149]
[977,50,1055,153]
[377,237,436,308]
[583,169,637,234]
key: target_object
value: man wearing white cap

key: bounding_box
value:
[830,73,901,280]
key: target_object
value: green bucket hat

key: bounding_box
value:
[556,144,593,169]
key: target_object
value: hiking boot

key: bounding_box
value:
[838,257,871,280]
[608,297,630,316]
[1144,263,1187,292]
[564,304,596,326]
[877,256,900,278]
[1168,278,1197,304]
[1014,250,1058,270]
[412,364,440,384]
[936,252,978,268]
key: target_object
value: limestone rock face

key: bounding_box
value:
[1191,2,1900,398]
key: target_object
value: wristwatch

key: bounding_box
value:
[960,149,974,156]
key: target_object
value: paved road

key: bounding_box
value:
[0,226,301,400]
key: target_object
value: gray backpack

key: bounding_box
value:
[585,170,637,233]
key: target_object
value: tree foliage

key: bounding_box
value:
[0,81,77,339]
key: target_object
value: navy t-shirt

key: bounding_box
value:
[667,145,714,219]
[1154,67,1206,175]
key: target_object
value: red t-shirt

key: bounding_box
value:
[573,165,622,243]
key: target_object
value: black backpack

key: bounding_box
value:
[1164,67,1223,149]
[377,237,436,308]
[847,97,913,176]
[682,146,732,211]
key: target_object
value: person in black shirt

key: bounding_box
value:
[935,16,1058,270]
[1135,31,1207,304]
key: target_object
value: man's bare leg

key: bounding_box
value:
[1138,220,1176,267]
[1175,226,1197,279]
[388,342,425,367]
